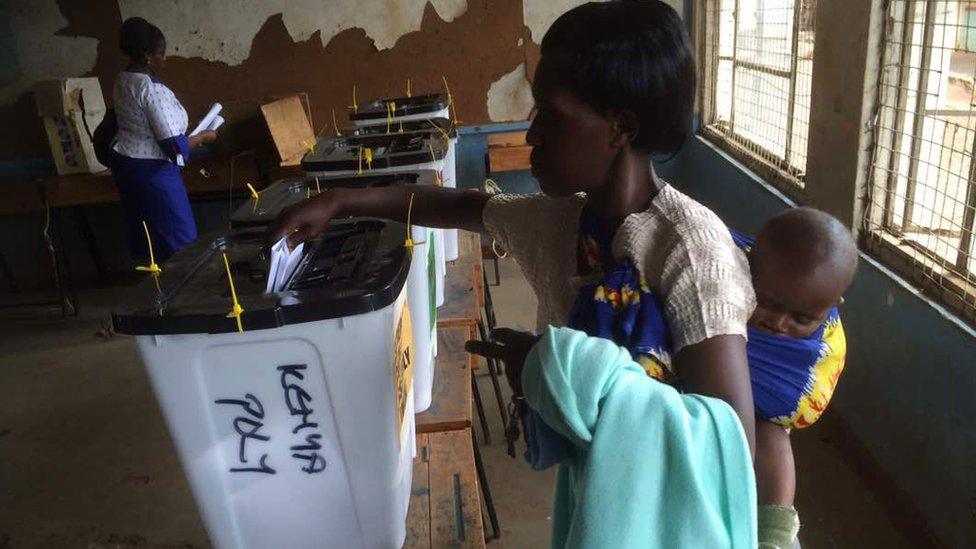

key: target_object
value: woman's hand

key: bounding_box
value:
[465,328,541,397]
[269,185,491,247]
[187,129,218,149]
[268,189,345,247]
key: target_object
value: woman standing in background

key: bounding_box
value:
[109,17,217,262]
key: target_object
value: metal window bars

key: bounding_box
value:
[866,0,976,324]
[700,0,818,190]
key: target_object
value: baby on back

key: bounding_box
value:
[510,207,859,547]
[736,207,858,547]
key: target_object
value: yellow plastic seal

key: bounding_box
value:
[222,252,245,333]
[135,220,162,274]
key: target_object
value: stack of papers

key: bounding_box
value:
[190,103,224,137]
[266,237,305,293]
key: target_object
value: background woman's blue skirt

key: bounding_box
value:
[110,152,197,262]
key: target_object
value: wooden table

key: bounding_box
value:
[438,230,506,429]
[486,131,531,174]
[408,233,502,544]
[0,153,263,315]
[0,153,262,216]
[438,231,485,369]
[416,326,472,434]
[406,429,485,548]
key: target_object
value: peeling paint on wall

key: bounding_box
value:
[487,62,533,122]
[0,0,535,160]
[523,0,684,44]
[0,0,99,104]
[523,0,598,44]
[0,0,684,161]
[117,0,469,64]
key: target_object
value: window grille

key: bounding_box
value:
[866,0,976,324]
[700,0,818,191]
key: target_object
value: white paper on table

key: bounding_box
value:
[266,237,305,293]
[190,103,222,137]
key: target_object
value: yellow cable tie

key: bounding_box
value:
[398,120,404,133]
[442,75,452,102]
[222,252,244,333]
[246,182,260,213]
[303,139,315,153]
[357,146,363,175]
[406,78,412,98]
[404,192,426,250]
[426,118,450,141]
[331,108,342,137]
[151,273,162,294]
[442,75,460,125]
[350,84,358,113]
[306,188,311,199]
[135,220,162,273]
[386,101,397,134]
[246,182,260,200]
[428,142,444,186]
[365,147,373,170]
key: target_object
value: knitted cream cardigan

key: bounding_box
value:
[483,184,755,352]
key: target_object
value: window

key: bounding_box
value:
[699,0,818,192]
[866,0,976,324]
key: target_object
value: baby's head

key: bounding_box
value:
[748,208,858,338]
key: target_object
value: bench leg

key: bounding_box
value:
[472,434,501,540]
[478,319,508,429]
[482,268,498,331]
[0,251,18,294]
[471,369,491,445]
[71,205,109,286]
[50,207,77,317]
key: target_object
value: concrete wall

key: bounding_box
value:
[0,0,684,284]
[0,0,684,164]
[671,136,976,548]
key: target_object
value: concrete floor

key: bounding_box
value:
[0,260,922,548]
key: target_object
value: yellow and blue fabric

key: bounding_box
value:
[730,230,847,429]
[567,207,674,382]
[565,213,845,429]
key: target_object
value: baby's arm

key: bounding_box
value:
[756,420,795,505]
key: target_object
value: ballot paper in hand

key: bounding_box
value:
[266,237,305,293]
[190,103,223,137]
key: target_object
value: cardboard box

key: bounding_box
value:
[34,78,107,175]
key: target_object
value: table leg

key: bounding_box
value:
[71,205,109,286]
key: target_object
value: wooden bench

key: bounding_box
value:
[486,131,531,174]
[406,429,485,548]
[416,326,471,434]
[438,231,485,369]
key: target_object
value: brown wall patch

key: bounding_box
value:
[1,0,538,162]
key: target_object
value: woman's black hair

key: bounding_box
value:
[120,17,165,60]
[541,0,696,156]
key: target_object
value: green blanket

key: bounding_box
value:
[522,326,757,548]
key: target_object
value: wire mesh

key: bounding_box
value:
[866,0,976,323]
[701,0,817,187]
